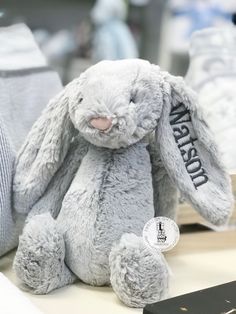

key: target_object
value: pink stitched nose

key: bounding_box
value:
[90,117,112,131]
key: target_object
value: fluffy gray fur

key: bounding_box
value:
[13,59,233,308]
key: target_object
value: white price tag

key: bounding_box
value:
[143,217,180,252]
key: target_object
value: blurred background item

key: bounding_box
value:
[186,27,236,171]
[0,23,62,151]
[90,0,138,62]
[129,0,150,6]
[1,0,236,80]
[0,0,168,82]
[159,0,236,76]
[34,28,79,82]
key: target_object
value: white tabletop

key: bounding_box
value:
[1,232,236,314]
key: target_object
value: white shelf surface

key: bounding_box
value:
[1,243,236,314]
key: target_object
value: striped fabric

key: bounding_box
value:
[0,119,15,256]
[0,119,25,256]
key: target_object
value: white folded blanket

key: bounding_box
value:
[0,23,47,70]
[0,23,62,151]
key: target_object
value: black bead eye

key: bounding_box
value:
[130,96,135,104]
[78,97,83,104]
[130,91,137,104]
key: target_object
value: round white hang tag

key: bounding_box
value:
[142,217,180,252]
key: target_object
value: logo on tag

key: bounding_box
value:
[142,217,180,252]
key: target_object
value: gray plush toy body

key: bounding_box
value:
[13,59,233,307]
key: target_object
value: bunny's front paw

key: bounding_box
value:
[109,233,169,308]
[13,214,75,294]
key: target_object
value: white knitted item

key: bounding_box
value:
[0,23,47,70]
[0,23,62,151]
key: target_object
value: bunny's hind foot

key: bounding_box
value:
[109,233,169,308]
[13,213,76,294]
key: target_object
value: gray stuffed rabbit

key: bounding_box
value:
[13,59,233,308]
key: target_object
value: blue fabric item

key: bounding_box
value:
[92,19,138,61]
[173,4,232,38]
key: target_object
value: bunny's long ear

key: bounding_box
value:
[156,72,233,226]
[13,80,80,214]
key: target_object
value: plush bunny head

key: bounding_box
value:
[69,59,162,149]
[14,59,233,225]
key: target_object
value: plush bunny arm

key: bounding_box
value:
[148,134,178,220]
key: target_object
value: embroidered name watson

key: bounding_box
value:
[170,103,208,189]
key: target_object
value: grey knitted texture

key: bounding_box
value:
[0,119,18,255]
[0,121,12,239]
[0,69,62,256]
